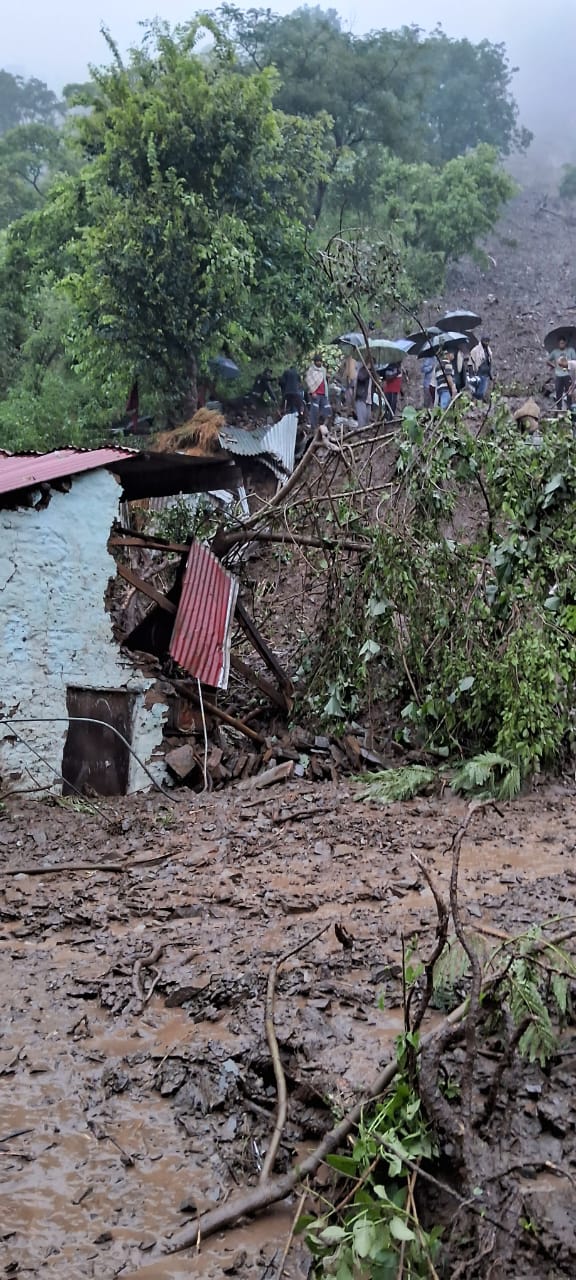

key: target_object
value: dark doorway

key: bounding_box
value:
[62,689,135,797]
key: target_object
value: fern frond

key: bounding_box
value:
[450,753,521,800]
[354,765,436,805]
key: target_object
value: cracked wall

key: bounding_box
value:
[0,469,166,793]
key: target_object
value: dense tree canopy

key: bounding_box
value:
[217,6,530,221]
[0,70,62,135]
[0,7,528,447]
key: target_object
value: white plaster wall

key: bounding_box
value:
[0,469,165,793]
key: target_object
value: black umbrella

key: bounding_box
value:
[544,325,576,353]
[405,325,443,354]
[417,331,470,359]
[437,310,481,333]
[209,356,241,380]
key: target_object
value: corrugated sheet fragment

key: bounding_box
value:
[169,542,239,689]
[0,447,136,495]
[218,414,297,478]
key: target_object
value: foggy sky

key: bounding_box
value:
[4,0,576,151]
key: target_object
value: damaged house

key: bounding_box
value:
[0,427,296,798]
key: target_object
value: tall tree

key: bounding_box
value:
[217,5,428,220]
[9,22,330,418]
[217,6,530,222]
[420,31,532,161]
[0,123,72,227]
[0,70,62,135]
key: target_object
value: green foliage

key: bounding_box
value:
[303,1073,440,1278]
[559,165,576,200]
[0,70,62,135]
[420,33,532,162]
[354,766,436,805]
[502,935,576,1067]
[24,24,327,419]
[218,6,528,227]
[0,23,331,437]
[303,402,576,784]
[358,145,515,298]
[451,753,521,800]
[0,123,74,228]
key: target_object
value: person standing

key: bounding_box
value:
[382,363,402,420]
[421,355,435,407]
[431,352,456,410]
[547,336,576,410]
[339,351,359,411]
[354,362,371,428]
[305,354,331,427]
[454,343,469,393]
[470,336,494,401]
[279,366,304,416]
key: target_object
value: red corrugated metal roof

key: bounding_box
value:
[0,447,137,495]
[170,543,239,689]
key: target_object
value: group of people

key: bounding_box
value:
[421,336,494,410]
[259,336,496,430]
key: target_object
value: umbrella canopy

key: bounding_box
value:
[417,331,471,359]
[391,337,418,354]
[335,331,365,347]
[209,356,241,380]
[365,337,409,363]
[405,325,443,353]
[437,310,481,333]
[544,325,576,353]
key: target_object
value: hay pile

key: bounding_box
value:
[155,408,226,455]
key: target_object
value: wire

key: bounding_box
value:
[196,679,209,793]
[0,716,176,802]
[1,722,108,822]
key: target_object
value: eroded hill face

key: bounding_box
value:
[438,188,576,399]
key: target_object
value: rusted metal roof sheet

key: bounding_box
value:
[169,542,239,689]
[0,447,136,495]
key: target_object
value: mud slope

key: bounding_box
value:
[1,783,576,1278]
[437,187,576,395]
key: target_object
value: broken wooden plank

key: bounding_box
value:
[170,679,266,745]
[242,761,295,789]
[235,601,293,699]
[116,563,177,614]
[109,535,190,554]
[229,654,288,710]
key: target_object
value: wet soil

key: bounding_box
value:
[1,780,576,1277]
[439,185,576,402]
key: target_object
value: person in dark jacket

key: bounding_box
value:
[279,366,304,416]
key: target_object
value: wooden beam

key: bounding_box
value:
[116,563,177,614]
[110,535,190,554]
[235,601,293,696]
[229,654,289,710]
[170,680,265,744]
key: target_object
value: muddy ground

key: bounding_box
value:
[3,185,576,1279]
[1,779,576,1278]
[437,186,576,400]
